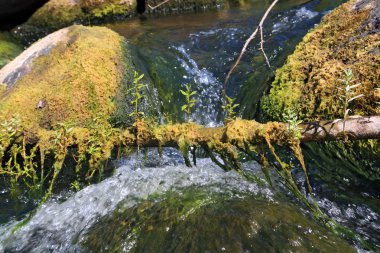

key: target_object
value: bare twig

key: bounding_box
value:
[224,0,279,93]
[259,24,273,71]
[148,0,172,10]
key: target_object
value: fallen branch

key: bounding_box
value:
[300,116,380,142]
[148,0,172,10]
[224,0,279,92]
[13,116,380,148]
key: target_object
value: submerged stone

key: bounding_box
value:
[82,189,356,253]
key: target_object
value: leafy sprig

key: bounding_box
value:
[128,71,145,120]
[222,95,239,123]
[180,84,197,123]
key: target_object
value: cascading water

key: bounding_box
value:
[0,149,356,252]
[1,0,379,252]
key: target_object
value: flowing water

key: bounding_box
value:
[1,0,379,252]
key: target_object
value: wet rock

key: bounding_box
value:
[0,32,23,69]
[13,0,136,44]
[0,25,140,131]
[261,0,380,121]
[13,0,230,44]
[260,0,380,181]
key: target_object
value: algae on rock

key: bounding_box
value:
[13,0,231,44]
[0,25,150,195]
[0,25,129,131]
[13,0,136,44]
[0,32,23,69]
[261,0,380,181]
[261,0,379,121]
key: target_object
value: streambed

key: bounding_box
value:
[1,0,379,252]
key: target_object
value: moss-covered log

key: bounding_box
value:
[5,116,379,150]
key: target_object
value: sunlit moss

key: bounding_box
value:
[261,0,380,121]
[0,32,23,69]
[260,0,380,185]
[0,25,125,132]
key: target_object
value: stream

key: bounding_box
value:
[1,0,379,252]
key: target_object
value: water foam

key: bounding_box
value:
[0,150,270,252]
[173,45,223,126]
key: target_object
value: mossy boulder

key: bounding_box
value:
[260,0,380,182]
[146,0,224,13]
[13,0,136,44]
[0,25,140,133]
[261,0,380,121]
[0,32,23,69]
[14,0,230,44]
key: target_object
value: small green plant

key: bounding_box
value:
[338,69,364,131]
[282,109,302,139]
[338,69,364,119]
[222,95,239,123]
[180,84,197,123]
[70,180,80,191]
[128,71,145,120]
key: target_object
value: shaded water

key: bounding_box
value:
[1,0,379,252]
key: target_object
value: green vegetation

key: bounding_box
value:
[0,25,136,198]
[260,0,380,186]
[14,0,136,43]
[222,95,239,123]
[282,108,302,139]
[338,68,364,132]
[180,84,197,123]
[128,71,145,121]
[261,0,379,121]
[0,32,23,68]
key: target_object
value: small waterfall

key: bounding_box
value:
[0,149,270,252]
[173,45,223,126]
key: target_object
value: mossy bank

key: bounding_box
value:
[261,0,380,182]
[261,0,379,121]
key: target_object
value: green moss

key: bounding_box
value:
[147,0,224,12]
[0,25,144,198]
[0,32,23,69]
[260,0,380,182]
[261,0,380,121]
[13,0,135,43]
[81,0,136,20]
[0,25,127,132]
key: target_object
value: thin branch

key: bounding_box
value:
[148,0,172,10]
[224,0,279,93]
[259,24,273,72]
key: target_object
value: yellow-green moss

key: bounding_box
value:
[0,32,23,69]
[262,0,380,121]
[0,25,125,132]
[14,0,136,43]
[81,0,136,19]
